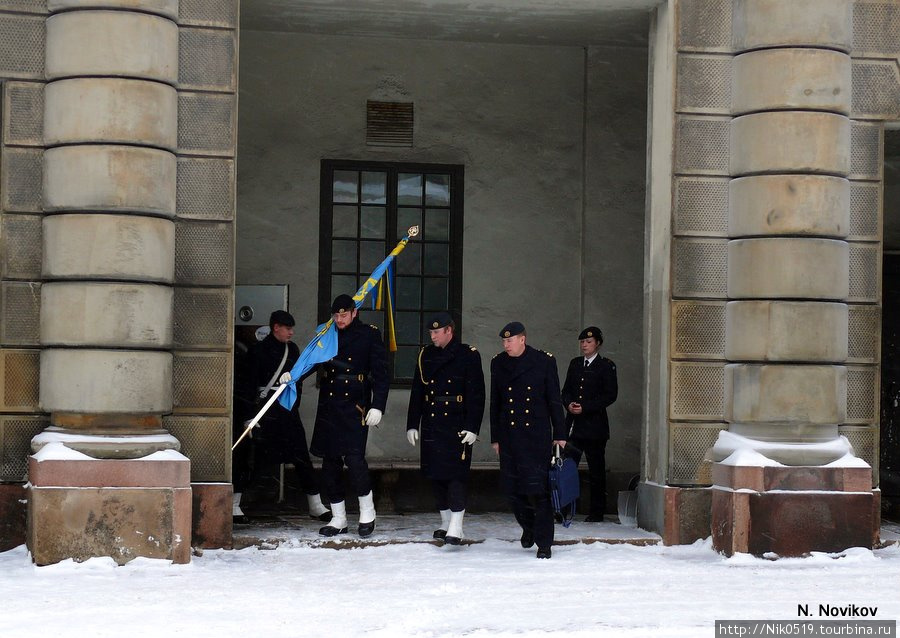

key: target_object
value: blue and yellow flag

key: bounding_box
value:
[277,227,417,410]
[375,260,397,352]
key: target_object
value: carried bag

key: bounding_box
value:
[549,442,581,528]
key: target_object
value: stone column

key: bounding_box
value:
[711,0,874,556]
[27,0,190,565]
[39,1,179,447]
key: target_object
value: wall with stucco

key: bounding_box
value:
[236,31,647,476]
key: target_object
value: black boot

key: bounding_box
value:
[536,546,552,559]
[520,528,535,549]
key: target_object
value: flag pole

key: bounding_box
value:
[232,225,420,452]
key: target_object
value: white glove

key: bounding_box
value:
[407,429,418,446]
[365,408,383,426]
[279,371,292,384]
[459,430,477,445]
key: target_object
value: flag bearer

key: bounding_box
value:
[309,294,390,537]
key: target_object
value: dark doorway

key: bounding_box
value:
[880,254,900,517]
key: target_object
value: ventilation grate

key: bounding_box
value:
[366,101,413,148]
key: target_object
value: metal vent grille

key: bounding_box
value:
[668,422,726,485]
[0,1,47,13]
[164,416,231,482]
[178,0,238,28]
[847,304,880,364]
[852,1,900,57]
[838,424,878,487]
[671,301,726,360]
[176,157,234,219]
[173,287,232,349]
[0,415,47,481]
[670,361,725,420]
[846,365,878,424]
[674,177,729,236]
[366,101,414,148]
[3,81,43,146]
[0,281,39,345]
[850,121,882,180]
[677,0,733,52]
[1,147,42,212]
[675,116,730,175]
[178,92,236,156]
[178,27,236,92]
[0,348,39,411]
[848,242,880,303]
[672,238,728,298]
[851,60,900,120]
[676,54,732,114]
[173,351,231,413]
[0,14,44,79]
[174,221,233,286]
[849,181,881,240]
[1,214,41,279]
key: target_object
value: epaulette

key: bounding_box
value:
[470,346,477,351]
[492,353,498,359]
[370,324,378,329]
[543,350,554,358]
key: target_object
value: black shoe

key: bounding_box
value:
[444,535,462,546]
[319,524,347,537]
[584,514,604,523]
[233,514,249,525]
[311,511,332,522]
[433,529,448,540]
[536,547,552,559]
[553,513,563,525]
[520,529,535,549]
[358,521,376,537]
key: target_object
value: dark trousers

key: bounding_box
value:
[321,454,372,504]
[509,492,554,550]
[256,415,320,496]
[432,478,468,512]
[571,436,607,516]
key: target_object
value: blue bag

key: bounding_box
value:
[549,443,581,528]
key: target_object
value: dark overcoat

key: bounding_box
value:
[245,333,303,462]
[310,317,389,458]
[490,345,566,494]
[406,337,486,481]
[560,356,618,440]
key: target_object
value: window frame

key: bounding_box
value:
[318,159,465,385]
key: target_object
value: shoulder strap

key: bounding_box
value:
[259,344,289,399]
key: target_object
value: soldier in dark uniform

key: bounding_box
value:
[242,310,330,521]
[310,294,389,537]
[406,311,485,545]
[490,321,567,559]
[561,326,618,521]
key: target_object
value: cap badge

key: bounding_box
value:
[503,331,510,337]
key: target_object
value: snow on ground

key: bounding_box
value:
[3,514,900,638]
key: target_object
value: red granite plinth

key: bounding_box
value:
[191,483,233,549]
[0,483,26,551]
[712,463,875,557]
[27,455,191,565]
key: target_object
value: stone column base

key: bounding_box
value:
[27,452,191,565]
[191,482,233,549]
[711,463,877,556]
[636,481,712,545]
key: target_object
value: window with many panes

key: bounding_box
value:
[319,160,464,383]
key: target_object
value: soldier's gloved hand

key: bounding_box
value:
[407,429,418,446]
[365,408,383,426]
[459,431,477,445]
[279,371,292,384]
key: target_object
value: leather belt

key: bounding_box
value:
[432,394,463,403]
[329,372,365,382]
